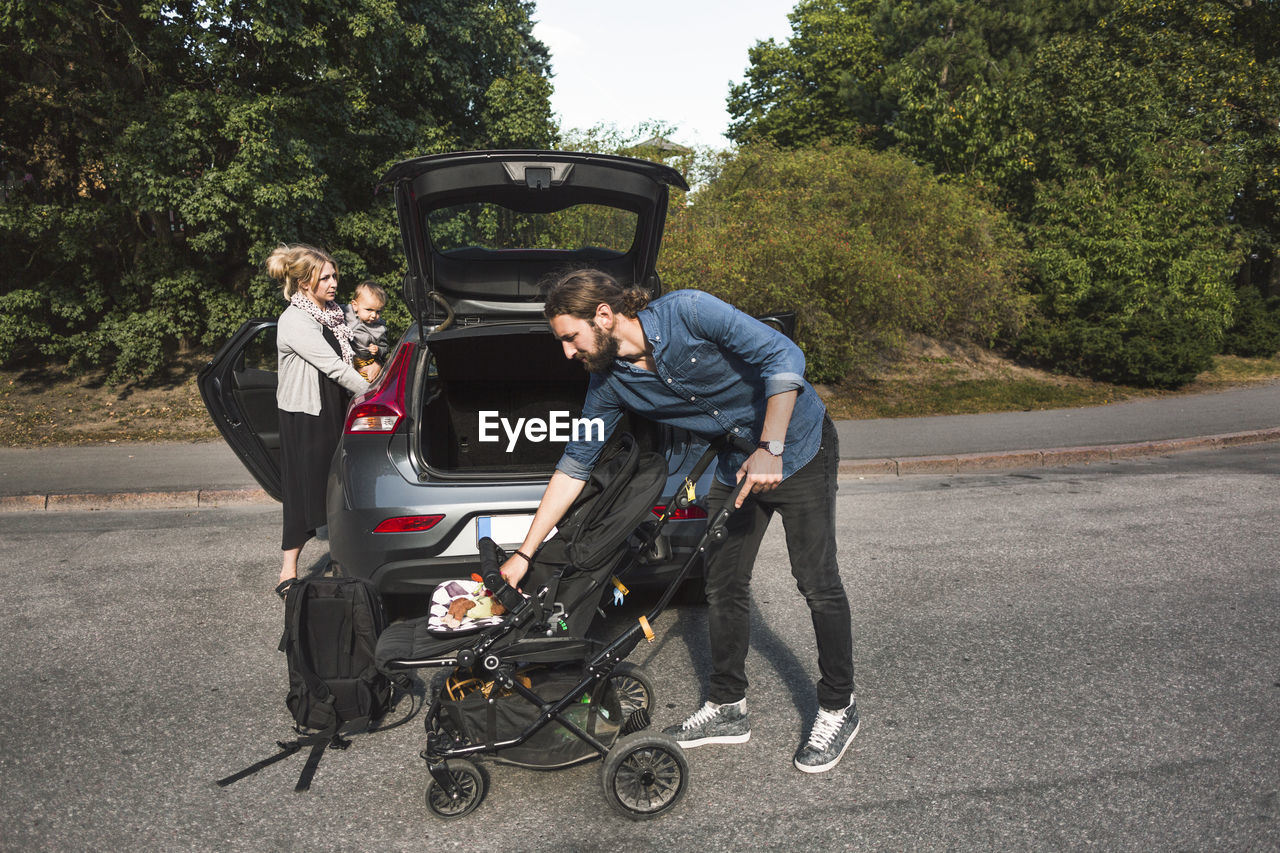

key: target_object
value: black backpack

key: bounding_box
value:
[279,575,392,732]
[217,575,412,792]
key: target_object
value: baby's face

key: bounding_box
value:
[351,293,385,324]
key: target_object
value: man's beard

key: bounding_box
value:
[579,321,620,374]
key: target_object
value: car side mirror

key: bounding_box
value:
[755,311,796,341]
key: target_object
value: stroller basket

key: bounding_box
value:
[438,664,624,769]
[375,432,733,821]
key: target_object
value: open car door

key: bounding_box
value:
[197,319,283,501]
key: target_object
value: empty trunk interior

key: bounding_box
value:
[421,323,591,474]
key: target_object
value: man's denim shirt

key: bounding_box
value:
[556,289,828,486]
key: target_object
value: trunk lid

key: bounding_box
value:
[378,150,689,326]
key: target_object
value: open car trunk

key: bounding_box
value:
[420,323,591,475]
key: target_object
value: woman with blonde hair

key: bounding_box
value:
[266,244,380,591]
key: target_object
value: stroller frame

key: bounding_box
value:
[379,437,733,821]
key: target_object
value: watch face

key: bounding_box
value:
[762,440,784,456]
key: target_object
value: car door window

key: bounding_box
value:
[233,325,280,452]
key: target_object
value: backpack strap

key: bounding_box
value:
[290,676,421,790]
[365,674,421,734]
[215,740,304,787]
[294,729,347,793]
[295,740,327,792]
[215,727,338,791]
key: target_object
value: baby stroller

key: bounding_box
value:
[375,432,731,821]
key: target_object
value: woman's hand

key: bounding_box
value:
[359,362,382,382]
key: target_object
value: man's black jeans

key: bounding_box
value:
[703,415,854,711]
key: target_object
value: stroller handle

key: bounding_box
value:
[705,502,732,542]
[478,537,525,612]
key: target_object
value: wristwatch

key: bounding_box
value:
[758,439,785,457]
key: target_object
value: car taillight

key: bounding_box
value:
[347,404,400,433]
[374,514,444,533]
[345,340,415,435]
[651,504,709,521]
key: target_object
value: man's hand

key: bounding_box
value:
[734,448,784,508]
[499,553,529,591]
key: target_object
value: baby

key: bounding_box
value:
[343,281,389,378]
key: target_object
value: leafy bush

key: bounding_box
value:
[658,143,1030,383]
[1013,170,1241,387]
[1221,285,1280,358]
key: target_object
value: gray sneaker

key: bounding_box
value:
[662,700,751,748]
[794,701,860,773]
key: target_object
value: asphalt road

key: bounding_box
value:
[1,445,1277,851]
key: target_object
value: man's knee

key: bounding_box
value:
[794,568,847,607]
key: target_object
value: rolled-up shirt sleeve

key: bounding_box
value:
[555,373,624,480]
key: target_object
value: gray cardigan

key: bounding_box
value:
[277,304,370,415]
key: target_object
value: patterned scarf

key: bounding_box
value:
[290,290,355,364]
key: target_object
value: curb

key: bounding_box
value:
[1,428,1277,512]
[838,427,1280,478]
[0,487,275,513]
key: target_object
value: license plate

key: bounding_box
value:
[476,514,535,548]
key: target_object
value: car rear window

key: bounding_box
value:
[427,202,638,255]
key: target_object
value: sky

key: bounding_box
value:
[531,0,799,150]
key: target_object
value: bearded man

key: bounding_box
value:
[500,269,858,774]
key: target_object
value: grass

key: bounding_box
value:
[0,354,220,448]
[1187,353,1280,386]
[824,373,1130,420]
[820,352,1280,421]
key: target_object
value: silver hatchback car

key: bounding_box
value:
[201,151,801,597]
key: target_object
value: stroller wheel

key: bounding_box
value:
[424,760,487,819]
[605,662,655,719]
[601,732,689,820]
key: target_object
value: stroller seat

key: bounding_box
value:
[375,604,599,672]
[376,619,483,670]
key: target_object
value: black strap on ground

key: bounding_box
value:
[215,740,303,787]
[215,727,337,791]
[294,736,332,793]
[214,677,422,791]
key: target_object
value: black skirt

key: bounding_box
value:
[279,331,350,550]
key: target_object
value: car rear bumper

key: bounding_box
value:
[326,438,710,595]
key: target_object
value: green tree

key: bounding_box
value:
[1101,0,1280,297]
[1016,168,1241,387]
[726,0,881,146]
[728,0,1107,155]
[0,0,555,383]
[724,0,1277,386]
[851,0,1108,163]
[1001,4,1268,385]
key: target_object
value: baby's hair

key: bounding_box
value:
[355,280,388,307]
[265,244,335,299]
